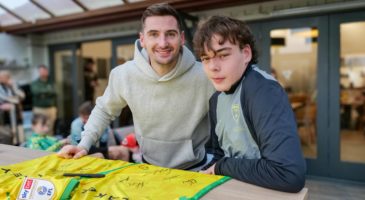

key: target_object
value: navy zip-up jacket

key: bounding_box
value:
[207,65,306,193]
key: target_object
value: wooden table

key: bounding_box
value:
[0,144,308,200]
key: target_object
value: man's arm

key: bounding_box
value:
[214,82,306,193]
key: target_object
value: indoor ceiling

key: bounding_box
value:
[0,0,272,35]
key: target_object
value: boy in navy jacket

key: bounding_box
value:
[193,16,306,193]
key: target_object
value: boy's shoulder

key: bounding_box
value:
[246,66,275,82]
[244,66,279,92]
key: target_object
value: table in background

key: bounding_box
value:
[0,144,308,200]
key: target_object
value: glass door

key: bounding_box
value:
[329,11,365,181]
[111,36,136,68]
[252,11,365,181]
[111,35,137,127]
[271,26,319,158]
[49,44,80,136]
[253,16,329,176]
[80,40,112,103]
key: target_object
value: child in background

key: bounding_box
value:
[69,101,109,157]
[26,113,67,152]
[69,101,130,160]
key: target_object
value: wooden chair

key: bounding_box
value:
[292,95,317,146]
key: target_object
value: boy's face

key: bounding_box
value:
[140,16,185,70]
[32,121,49,135]
[201,34,252,92]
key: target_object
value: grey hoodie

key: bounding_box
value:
[78,40,215,169]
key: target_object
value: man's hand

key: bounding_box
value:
[200,163,216,175]
[57,145,87,159]
[108,146,130,161]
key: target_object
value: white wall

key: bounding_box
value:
[0,33,37,85]
[0,33,28,66]
[28,34,48,67]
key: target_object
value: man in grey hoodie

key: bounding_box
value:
[58,3,214,170]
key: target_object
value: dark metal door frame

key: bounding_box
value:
[249,16,330,177]
[111,35,138,69]
[111,35,138,128]
[49,43,80,118]
[328,10,365,181]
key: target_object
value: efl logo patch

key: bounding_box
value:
[17,177,55,200]
[231,104,240,123]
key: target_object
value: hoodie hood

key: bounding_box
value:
[133,39,196,82]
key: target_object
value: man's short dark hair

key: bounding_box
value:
[193,15,258,65]
[141,3,183,31]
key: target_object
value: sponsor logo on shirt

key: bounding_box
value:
[24,179,33,190]
[17,177,55,200]
[37,186,47,195]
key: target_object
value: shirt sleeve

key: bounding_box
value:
[27,137,42,150]
[45,138,63,152]
[27,136,61,152]
[214,81,306,193]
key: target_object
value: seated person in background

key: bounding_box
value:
[0,70,26,144]
[26,113,67,152]
[70,101,129,161]
[194,16,306,192]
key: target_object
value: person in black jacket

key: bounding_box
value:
[193,16,306,193]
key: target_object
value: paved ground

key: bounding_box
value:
[306,176,365,200]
